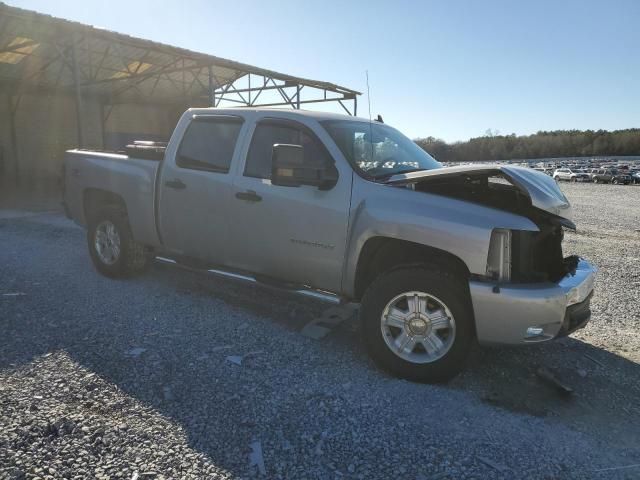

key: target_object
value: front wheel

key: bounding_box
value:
[87,208,150,278]
[360,267,474,383]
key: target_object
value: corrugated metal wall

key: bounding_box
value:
[0,92,179,191]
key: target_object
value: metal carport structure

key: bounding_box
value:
[0,2,360,187]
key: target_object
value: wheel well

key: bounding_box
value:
[353,237,470,301]
[83,189,127,224]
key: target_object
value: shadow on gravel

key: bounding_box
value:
[2,217,640,477]
[451,338,640,450]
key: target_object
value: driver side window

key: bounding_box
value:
[245,121,331,180]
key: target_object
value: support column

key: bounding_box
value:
[71,39,85,148]
[7,94,19,185]
[207,65,215,107]
[100,102,107,149]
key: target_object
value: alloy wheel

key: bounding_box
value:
[380,291,456,364]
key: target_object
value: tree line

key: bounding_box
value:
[415,129,640,162]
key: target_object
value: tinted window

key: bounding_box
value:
[177,117,243,172]
[245,121,332,179]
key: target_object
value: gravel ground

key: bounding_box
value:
[1,184,639,480]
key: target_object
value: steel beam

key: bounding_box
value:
[100,102,107,149]
[0,39,40,54]
[6,94,20,184]
[71,38,85,148]
[208,65,215,106]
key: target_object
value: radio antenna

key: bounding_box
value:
[366,70,374,162]
[366,70,372,122]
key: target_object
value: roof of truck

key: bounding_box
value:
[187,107,376,123]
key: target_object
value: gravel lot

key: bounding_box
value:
[1,183,639,480]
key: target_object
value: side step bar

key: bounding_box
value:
[155,256,343,304]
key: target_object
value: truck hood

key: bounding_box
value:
[386,164,573,223]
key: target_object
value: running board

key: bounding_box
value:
[155,256,342,304]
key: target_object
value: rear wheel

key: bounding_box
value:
[87,207,150,278]
[613,178,619,185]
[360,267,474,383]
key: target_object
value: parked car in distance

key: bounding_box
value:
[533,167,554,176]
[63,108,596,383]
[592,169,631,185]
[631,170,640,184]
[553,168,591,182]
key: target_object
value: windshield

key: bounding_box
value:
[322,120,441,178]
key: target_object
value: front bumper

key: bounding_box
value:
[469,259,597,345]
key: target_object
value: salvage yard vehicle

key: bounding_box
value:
[592,168,631,185]
[552,168,590,182]
[63,108,597,382]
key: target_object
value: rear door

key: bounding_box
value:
[228,117,352,293]
[157,114,245,264]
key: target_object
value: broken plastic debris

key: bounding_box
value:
[125,347,147,357]
[248,441,266,475]
[535,366,573,395]
[225,350,262,366]
[300,304,359,339]
[477,455,508,473]
[226,355,244,366]
[300,323,332,340]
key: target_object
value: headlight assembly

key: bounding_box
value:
[486,228,512,282]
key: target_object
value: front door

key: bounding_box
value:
[229,118,352,293]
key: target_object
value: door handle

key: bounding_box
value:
[235,190,262,202]
[165,178,186,190]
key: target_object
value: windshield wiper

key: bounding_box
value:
[373,168,427,180]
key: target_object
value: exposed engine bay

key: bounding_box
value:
[388,167,579,283]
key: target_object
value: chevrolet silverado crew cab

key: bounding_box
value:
[64,108,596,382]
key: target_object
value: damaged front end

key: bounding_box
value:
[386,165,597,345]
[387,165,577,283]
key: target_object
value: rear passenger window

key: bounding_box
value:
[177,117,243,172]
[245,121,332,179]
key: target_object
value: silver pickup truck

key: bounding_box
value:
[64,108,596,382]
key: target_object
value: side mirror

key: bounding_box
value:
[271,144,338,189]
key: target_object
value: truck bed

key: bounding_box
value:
[64,149,162,247]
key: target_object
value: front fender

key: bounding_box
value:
[341,180,539,297]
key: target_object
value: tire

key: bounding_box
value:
[87,207,149,278]
[593,178,599,184]
[613,179,619,185]
[360,266,474,383]
[571,177,577,183]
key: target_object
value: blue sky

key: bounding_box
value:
[10,0,640,141]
